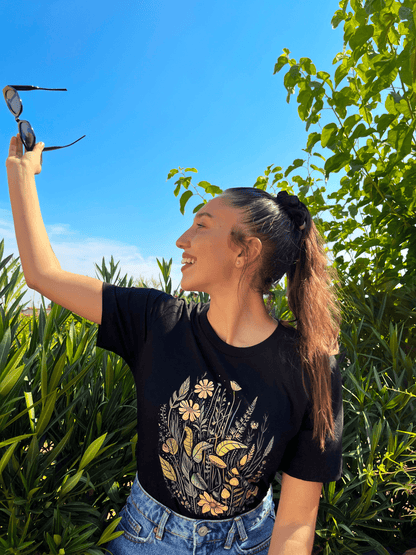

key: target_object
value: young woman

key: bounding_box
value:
[6,135,343,555]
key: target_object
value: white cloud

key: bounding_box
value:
[0,209,184,310]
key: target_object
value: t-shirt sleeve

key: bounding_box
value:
[278,355,343,483]
[96,282,166,367]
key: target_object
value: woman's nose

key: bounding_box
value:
[176,228,192,248]
[176,232,188,249]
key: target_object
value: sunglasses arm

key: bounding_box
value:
[9,86,67,92]
[42,135,86,151]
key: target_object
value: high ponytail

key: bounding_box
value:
[286,219,341,450]
[221,187,342,452]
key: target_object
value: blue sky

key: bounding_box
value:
[0,0,345,308]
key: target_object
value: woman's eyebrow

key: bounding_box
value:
[194,212,214,221]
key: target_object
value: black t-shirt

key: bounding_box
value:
[96,283,343,519]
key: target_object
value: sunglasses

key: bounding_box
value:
[3,85,86,152]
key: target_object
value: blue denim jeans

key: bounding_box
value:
[105,473,276,554]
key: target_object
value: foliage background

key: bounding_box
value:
[1,0,416,553]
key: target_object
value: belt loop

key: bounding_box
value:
[224,521,236,549]
[154,508,171,541]
[235,516,248,542]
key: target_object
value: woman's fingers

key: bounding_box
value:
[16,134,23,157]
[6,134,44,174]
[31,141,45,174]
[8,135,17,158]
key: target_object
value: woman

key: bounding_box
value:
[6,136,343,555]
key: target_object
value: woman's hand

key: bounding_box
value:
[6,134,44,175]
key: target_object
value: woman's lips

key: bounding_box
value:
[181,261,196,271]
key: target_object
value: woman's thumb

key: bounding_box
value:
[35,141,45,152]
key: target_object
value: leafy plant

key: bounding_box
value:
[167,0,416,300]
[0,245,132,554]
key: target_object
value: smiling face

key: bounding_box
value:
[176,196,246,296]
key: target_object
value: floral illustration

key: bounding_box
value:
[194,379,215,399]
[158,372,274,517]
[179,399,201,422]
[198,492,228,516]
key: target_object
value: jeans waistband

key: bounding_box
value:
[127,473,275,549]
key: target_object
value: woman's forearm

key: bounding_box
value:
[6,161,61,286]
[268,521,316,554]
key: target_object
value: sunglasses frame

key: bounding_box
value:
[3,85,85,152]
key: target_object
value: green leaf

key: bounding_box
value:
[387,123,414,156]
[350,123,376,141]
[306,132,321,153]
[192,202,206,214]
[44,425,74,468]
[375,113,397,135]
[349,25,374,50]
[0,342,26,389]
[283,65,301,93]
[0,327,11,376]
[0,442,18,479]
[324,152,351,175]
[274,56,289,74]
[206,185,222,197]
[0,434,34,449]
[299,57,316,75]
[398,6,413,21]
[364,0,385,15]
[24,391,35,432]
[317,71,333,89]
[0,363,25,396]
[36,390,57,436]
[179,190,193,215]
[79,433,108,471]
[343,114,361,135]
[321,123,338,148]
[284,159,305,177]
[49,351,66,392]
[59,470,83,497]
[331,9,346,29]
[334,63,351,88]
[184,168,198,173]
[166,169,179,180]
[385,94,399,115]
[97,517,123,545]
[297,88,313,121]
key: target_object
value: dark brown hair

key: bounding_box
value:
[220,187,342,451]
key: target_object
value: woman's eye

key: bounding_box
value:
[196,224,204,228]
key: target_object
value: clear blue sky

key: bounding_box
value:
[0,0,345,308]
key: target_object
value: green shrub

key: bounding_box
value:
[269,280,416,555]
[0,244,414,554]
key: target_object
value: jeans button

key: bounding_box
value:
[198,525,209,536]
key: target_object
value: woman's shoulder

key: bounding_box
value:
[277,319,300,342]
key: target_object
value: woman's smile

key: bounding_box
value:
[181,261,196,271]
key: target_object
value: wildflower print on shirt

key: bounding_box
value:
[158,373,274,517]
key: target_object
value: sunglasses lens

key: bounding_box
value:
[5,88,22,117]
[20,121,36,150]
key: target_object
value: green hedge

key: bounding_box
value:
[0,245,415,554]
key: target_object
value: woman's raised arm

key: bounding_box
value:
[6,134,103,325]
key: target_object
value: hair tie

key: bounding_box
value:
[274,191,308,231]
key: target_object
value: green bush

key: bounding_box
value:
[0,243,415,554]
[269,280,416,554]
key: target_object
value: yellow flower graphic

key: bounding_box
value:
[194,379,214,399]
[179,400,200,422]
[197,492,228,516]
